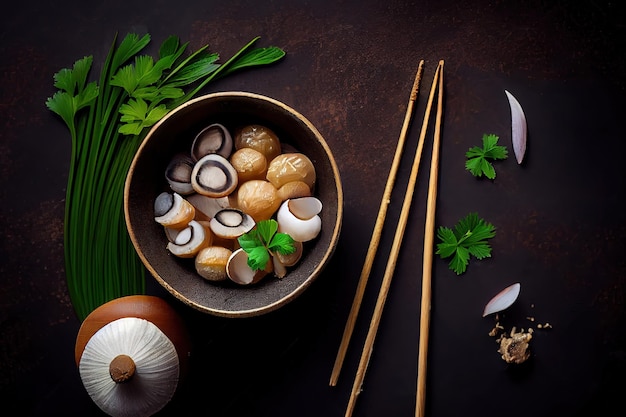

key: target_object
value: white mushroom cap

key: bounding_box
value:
[78,317,179,417]
[276,197,322,242]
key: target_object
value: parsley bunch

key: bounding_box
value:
[465,133,508,179]
[46,33,285,320]
[238,219,296,271]
[435,213,496,275]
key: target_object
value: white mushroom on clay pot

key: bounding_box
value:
[276,196,323,242]
[75,295,191,417]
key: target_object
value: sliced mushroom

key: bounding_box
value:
[276,198,322,242]
[186,193,230,220]
[191,123,233,160]
[191,154,238,198]
[195,246,232,282]
[266,152,316,190]
[236,180,281,222]
[165,153,195,195]
[226,248,270,285]
[166,220,210,258]
[209,208,255,239]
[154,192,196,229]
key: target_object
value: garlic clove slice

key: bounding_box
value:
[482,282,521,317]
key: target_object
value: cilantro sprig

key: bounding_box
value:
[238,219,296,271]
[465,133,508,179]
[435,213,496,275]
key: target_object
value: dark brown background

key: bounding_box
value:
[2,1,625,416]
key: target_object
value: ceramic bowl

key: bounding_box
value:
[124,92,343,318]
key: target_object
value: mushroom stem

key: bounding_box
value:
[109,354,136,383]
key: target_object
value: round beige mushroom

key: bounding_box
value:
[195,246,233,281]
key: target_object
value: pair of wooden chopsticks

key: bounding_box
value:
[329,60,445,417]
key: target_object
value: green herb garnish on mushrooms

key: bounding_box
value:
[238,219,296,271]
[46,33,285,320]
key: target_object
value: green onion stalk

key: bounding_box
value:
[46,33,285,320]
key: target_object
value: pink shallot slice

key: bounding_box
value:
[504,90,527,164]
[482,282,521,317]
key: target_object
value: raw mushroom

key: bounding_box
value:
[186,193,230,220]
[166,220,211,258]
[272,240,304,278]
[266,152,316,190]
[164,153,195,195]
[195,246,232,282]
[209,208,255,239]
[276,197,322,242]
[191,154,238,198]
[191,123,233,160]
[235,179,281,222]
[234,124,282,162]
[75,295,191,417]
[229,147,268,182]
[226,247,271,285]
[154,192,195,229]
[276,180,312,201]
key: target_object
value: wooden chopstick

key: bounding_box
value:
[329,60,425,387]
[415,59,444,417]
[344,62,443,417]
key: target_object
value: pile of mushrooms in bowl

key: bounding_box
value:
[124,92,343,318]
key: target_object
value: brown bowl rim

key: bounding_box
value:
[124,91,343,318]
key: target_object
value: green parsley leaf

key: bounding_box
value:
[238,219,296,271]
[435,213,496,275]
[465,133,508,179]
[118,98,168,135]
